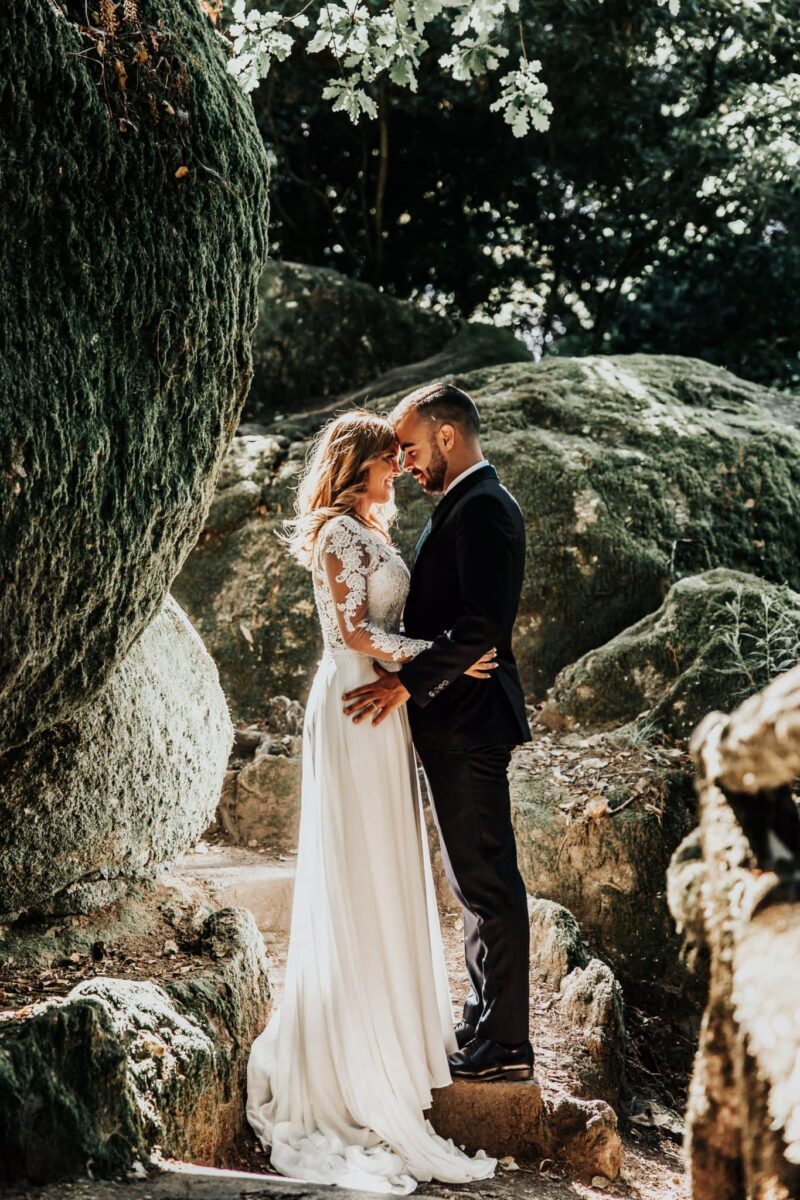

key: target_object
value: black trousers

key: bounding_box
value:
[417,743,530,1045]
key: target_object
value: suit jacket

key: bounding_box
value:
[398,463,532,750]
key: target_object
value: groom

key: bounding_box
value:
[343,382,533,1083]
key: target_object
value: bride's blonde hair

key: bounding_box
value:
[280,411,398,568]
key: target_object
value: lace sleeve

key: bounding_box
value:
[319,518,431,663]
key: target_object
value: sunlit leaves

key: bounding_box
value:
[489,57,553,137]
[227,0,308,92]
[225,0,550,133]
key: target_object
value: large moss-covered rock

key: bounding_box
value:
[0,1,269,754]
[245,260,456,420]
[0,907,270,1184]
[0,597,232,920]
[176,355,800,719]
[543,570,800,740]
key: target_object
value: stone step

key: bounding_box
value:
[174,845,296,934]
[431,1080,620,1179]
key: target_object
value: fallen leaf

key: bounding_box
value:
[239,621,254,645]
[584,795,609,820]
[174,165,190,179]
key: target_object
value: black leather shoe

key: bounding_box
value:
[448,1037,534,1082]
[454,1020,476,1049]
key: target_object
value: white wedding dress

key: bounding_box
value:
[246,514,496,1194]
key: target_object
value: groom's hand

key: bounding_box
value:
[343,662,410,726]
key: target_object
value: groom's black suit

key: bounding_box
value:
[398,463,531,1044]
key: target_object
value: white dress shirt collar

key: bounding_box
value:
[444,459,488,496]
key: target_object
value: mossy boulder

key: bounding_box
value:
[0,907,270,1184]
[0,0,270,755]
[0,597,232,920]
[510,730,697,989]
[557,959,627,1106]
[245,260,458,420]
[542,569,800,740]
[176,355,800,720]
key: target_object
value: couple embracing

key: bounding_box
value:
[246,382,533,1194]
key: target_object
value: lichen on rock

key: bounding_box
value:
[0,597,233,920]
[528,897,589,989]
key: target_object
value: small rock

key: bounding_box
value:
[528,898,589,989]
[592,1176,610,1190]
[558,958,626,1103]
[162,939,179,957]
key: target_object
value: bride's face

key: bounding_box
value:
[363,446,402,508]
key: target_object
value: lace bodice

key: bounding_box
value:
[312,514,431,663]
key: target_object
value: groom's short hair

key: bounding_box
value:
[390,383,480,437]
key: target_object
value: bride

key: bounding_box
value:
[246,411,498,1194]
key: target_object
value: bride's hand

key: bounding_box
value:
[465,648,498,679]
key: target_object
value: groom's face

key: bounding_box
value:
[395,413,448,495]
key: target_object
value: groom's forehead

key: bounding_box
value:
[395,412,428,446]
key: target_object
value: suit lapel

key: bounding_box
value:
[411,463,497,568]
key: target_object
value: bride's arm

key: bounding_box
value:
[321,528,431,664]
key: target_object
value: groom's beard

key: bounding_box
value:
[417,444,448,494]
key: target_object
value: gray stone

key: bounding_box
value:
[542,569,800,741]
[510,732,696,988]
[0,907,270,1184]
[558,958,627,1104]
[528,897,589,989]
[217,753,302,852]
[0,597,233,920]
[0,1,269,755]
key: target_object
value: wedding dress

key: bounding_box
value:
[246,513,496,1194]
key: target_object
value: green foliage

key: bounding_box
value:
[227,0,552,136]
[252,0,800,389]
[714,584,800,703]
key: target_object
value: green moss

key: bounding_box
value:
[549,569,800,739]
[0,0,270,754]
